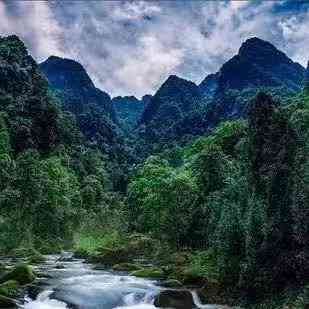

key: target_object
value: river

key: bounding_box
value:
[19,253,230,309]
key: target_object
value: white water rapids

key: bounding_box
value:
[19,254,230,309]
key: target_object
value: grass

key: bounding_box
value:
[73,231,125,254]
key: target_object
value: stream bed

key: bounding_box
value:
[18,254,229,309]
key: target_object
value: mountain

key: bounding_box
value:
[199,37,305,98]
[134,37,306,156]
[0,35,75,154]
[39,56,115,120]
[39,56,122,159]
[216,37,305,94]
[112,96,145,131]
[199,73,219,97]
[200,37,306,129]
[136,75,204,147]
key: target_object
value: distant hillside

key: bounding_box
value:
[112,95,146,131]
[134,37,306,157]
[136,75,205,148]
[200,37,305,96]
[39,56,124,161]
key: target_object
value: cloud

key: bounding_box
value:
[0,0,308,97]
[112,1,161,21]
[0,1,64,59]
[278,12,309,66]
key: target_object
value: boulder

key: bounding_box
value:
[0,280,19,298]
[112,263,141,272]
[57,253,74,262]
[89,247,131,265]
[26,284,44,300]
[131,267,165,279]
[28,253,45,265]
[0,295,16,308]
[0,264,35,285]
[154,290,195,309]
[11,247,39,258]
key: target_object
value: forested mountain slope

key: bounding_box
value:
[0,36,65,154]
[134,38,306,158]
[198,37,306,130]
[39,56,125,162]
[128,88,309,306]
[0,35,121,250]
[201,37,305,95]
[134,75,206,154]
[112,95,146,131]
[1,34,309,308]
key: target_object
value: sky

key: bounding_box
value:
[0,0,309,98]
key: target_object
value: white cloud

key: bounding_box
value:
[112,1,161,21]
[278,13,309,66]
[0,1,64,60]
[0,0,308,97]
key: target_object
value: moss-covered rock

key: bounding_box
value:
[11,247,39,258]
[0,295,16,308]
[0,264,35,285]
[28,253,45,265]
[89,247,131,265]
[160,279,183,288]
[0,280,19,298]
[112,263,141,272]
[73,248,89,259]
[154,289,194,309]
[131,267,165,279]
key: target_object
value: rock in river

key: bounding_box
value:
[154,289,195,309]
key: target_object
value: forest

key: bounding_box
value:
[0,33,309,309]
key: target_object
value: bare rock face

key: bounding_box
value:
[154,289,195,309]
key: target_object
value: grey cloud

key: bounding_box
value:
[0,1,308,98]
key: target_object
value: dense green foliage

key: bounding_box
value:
[127,91,309,303]
[1,34,309,308]
[0,35,124,252]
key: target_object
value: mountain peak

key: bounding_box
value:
[157,74,200,97]
[40,56,95,90]
[42,56,88,74]
[216,37,305,93]
[238,37,285,61]
[240,37,276,50]
[0,35,28,62]
[164,74,194,85]
[199,72,219,97]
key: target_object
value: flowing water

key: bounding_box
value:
[17,253,229,309]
